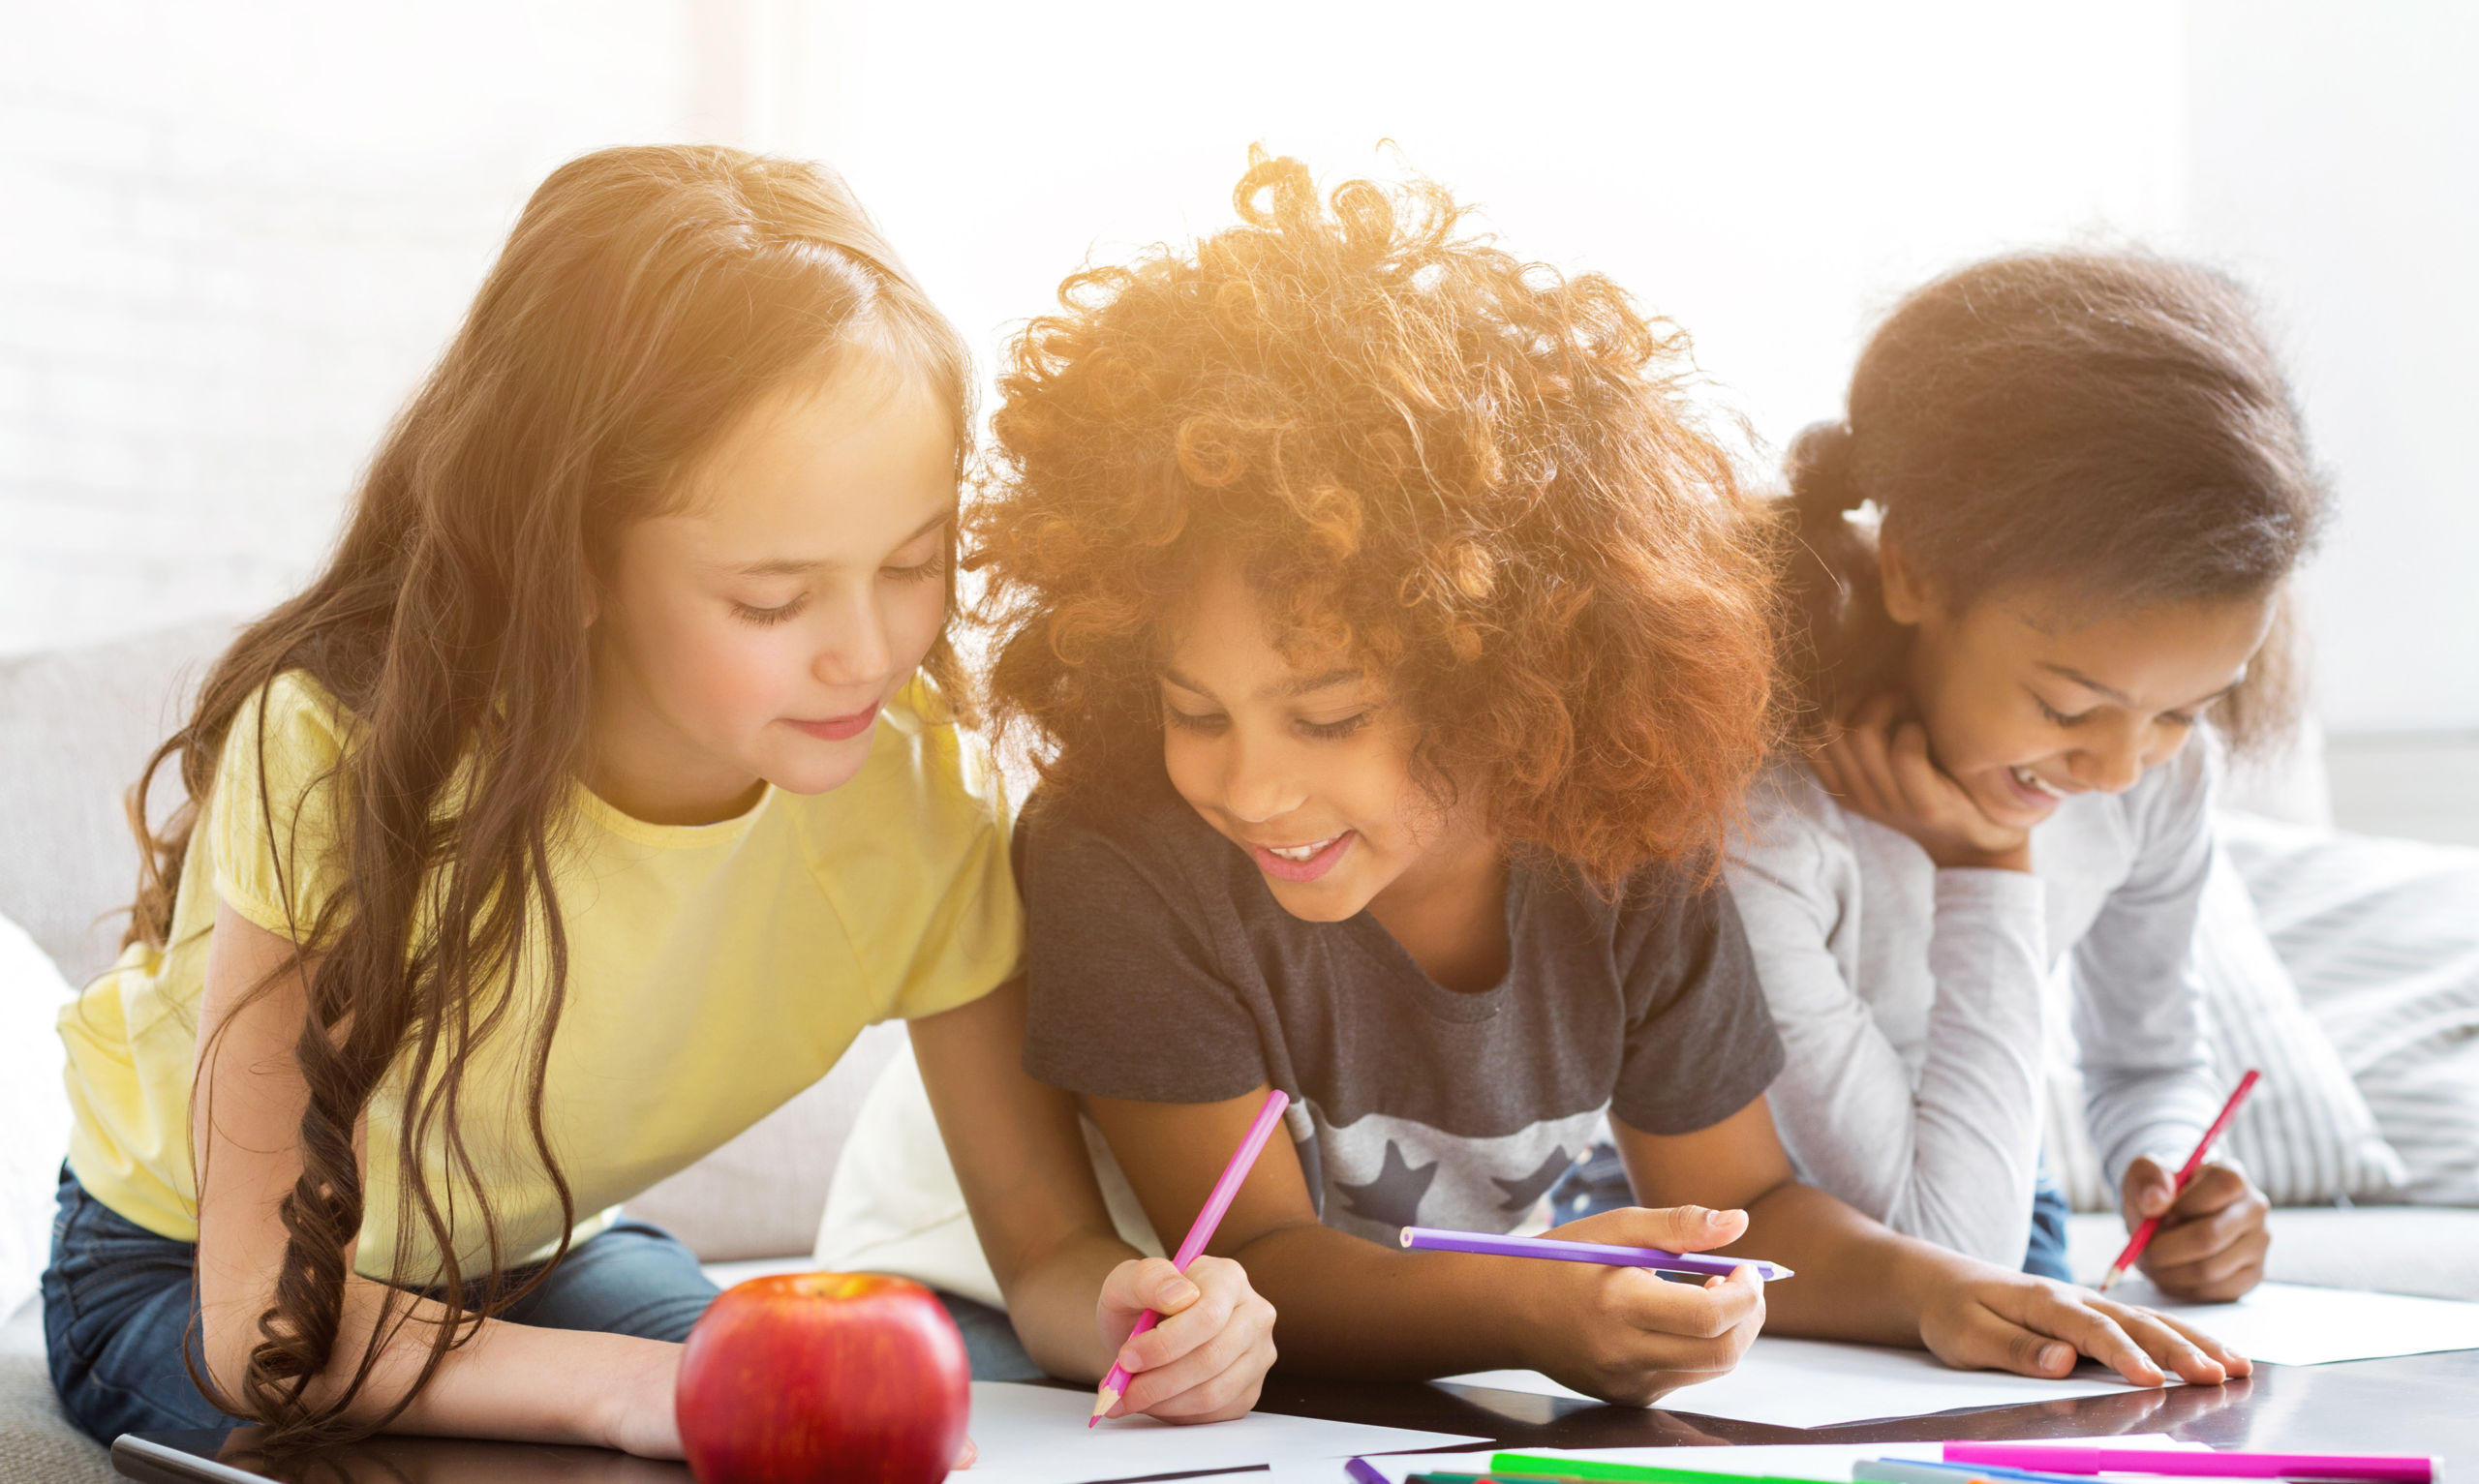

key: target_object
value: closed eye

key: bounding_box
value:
[885,548,949,585]
[1297,712,1371,742]
[1163,706,1228,735]
[734,596,809,626]
[2033,692,2092,727]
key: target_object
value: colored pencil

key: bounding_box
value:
[2098,1068,2261,1290]
[1345,1460,1393,1484]
[1943,1444,2433,1484]
[1488,1454,1834,1484]
[1401,1227,1794,1283]
[1090,1087,1292,1425]
[1857,1459,2097,1484]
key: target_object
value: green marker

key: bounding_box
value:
[1489,1455,1842,1484]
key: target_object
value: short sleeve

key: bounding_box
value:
[1018,804,1268,1105]
[1609,877,1786,1136]
[878,701,1027,1023]
[207,672,353,943]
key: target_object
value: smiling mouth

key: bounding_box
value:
[1246,832,1354,883]
[1265,836,1340,863]
[786,704,881,742]
[2009,765,2066,802]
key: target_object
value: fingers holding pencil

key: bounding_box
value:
[2117,1160,2271,1301]
[1095,1256,1276,1423]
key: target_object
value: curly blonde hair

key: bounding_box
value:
[967,150,1777,885]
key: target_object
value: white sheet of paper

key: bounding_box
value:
[1439,1334,2156,1429]
[960,1381,1485,1484]
[2100,1278,2479,1366]
[1333,1431,2207,1483]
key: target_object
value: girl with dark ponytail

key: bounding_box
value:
[1729,251,2326,1299]
[44,144,1272,1459]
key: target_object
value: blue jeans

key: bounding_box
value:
[1549,1140,2080,1282]
[2023,1159,2074,1281]
[41,1166,719,1446]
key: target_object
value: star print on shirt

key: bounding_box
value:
[1335,1138,1439,1229]
[1491,1145,1574,1213]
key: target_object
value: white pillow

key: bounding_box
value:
[1,909,76,1317]
[815,1040,1160,1308]
[2220,809,2479,1204]
[2039,830,2407,1212]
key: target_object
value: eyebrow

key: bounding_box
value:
[725,506,952,577]
[2038,661,2244,713]
[1159,664,1364,702]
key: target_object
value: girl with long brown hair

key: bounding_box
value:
[1726,251,2324,1298]
[42,144,1272,1458]
[952,154,2248,1406]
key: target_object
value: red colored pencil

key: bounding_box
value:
[2098,1069,2261,1291]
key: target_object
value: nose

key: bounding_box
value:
[1222,732,1306,825]
[811,583,893,690]
[2068,716,2148,795]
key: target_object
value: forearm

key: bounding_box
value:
[1724,1180,1977,1350]
[212,1274,671,1445]
[1729,858,2042,1266]
[998,1227,1145,1381]
[2074,959,2219,1190]
[1227,1221,1535,1379]
[1897,868,2049,1262]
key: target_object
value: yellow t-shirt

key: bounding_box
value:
[59,669,1021,1286]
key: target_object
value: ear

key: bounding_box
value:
[1877,526,1936,627]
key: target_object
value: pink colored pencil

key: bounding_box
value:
[1945,1443,2432,1484]
[2098,1068,2260,1291]
[1089,1087,1291,1425]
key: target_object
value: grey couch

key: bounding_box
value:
[5,623,2476,1482]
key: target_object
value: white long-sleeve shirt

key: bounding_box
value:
[1725,735,2227,1267]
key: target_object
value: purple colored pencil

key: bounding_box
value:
[1344,1460,1392,1484]
[1396,1226,1793,1282]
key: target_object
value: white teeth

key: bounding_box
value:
[1267,835,1339,862]
[2012,766,2064,799]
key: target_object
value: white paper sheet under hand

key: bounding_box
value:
[2099,1278,2479,1366]
[958,1381,1485,1484]
[1438,1335,2154,1429]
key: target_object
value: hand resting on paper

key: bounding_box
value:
[2120,1156,2270,1301]
[1518,1205,1767,1408]
[1093,1255,1277,1423]
[1914,1263,2252,1386]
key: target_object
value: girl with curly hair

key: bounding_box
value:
[45,145,1270,1458]
[1728,251,2323,1298]
[960,152,2248,1404]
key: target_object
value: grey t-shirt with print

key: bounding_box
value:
[1019,776,1786,1245]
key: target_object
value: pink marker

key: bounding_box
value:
[1945,1444,2433,1484]
[1090,1087,1292,1426]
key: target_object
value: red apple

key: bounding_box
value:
[675,1272,970,1484]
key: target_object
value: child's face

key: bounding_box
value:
[591,357,957,823]
[1886,551,2274,831]
[1158,562,1478,924]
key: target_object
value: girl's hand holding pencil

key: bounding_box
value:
[2115,1156,2270,1301]
[1511,1206,1770,1408]
[1092,1255,1276,1423]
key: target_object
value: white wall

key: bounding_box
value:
[799,0,2186,485]
[0,0,698,656]
[4,1,2474,734]
[2182,0,2479,734]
